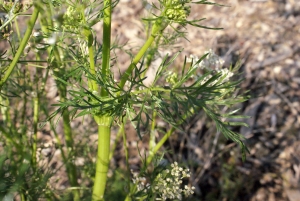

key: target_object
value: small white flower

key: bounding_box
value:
[187,54,200,68]
[199,49,224,71]
[153,162,195,200]
[33,31,41,37]
[47,33,57,45]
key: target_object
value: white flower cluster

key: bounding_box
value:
[131,170,149,192]
[187,50,233,85]
[131,162,195,200]
[217,68,234,83]
[187,49,224,71]
[154,162,195,200]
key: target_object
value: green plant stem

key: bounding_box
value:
[61,107,80,198]
[109,123,123,160]
[121,118,132,193]
[0,93,11,127]
[38,19,80,201]
[101,0,112,97]
[146,108,195,165]
[31,94,39,169]
[146,127,175,165]
[14,16,21,41]
[21,193,26,201]
[47,120,75,200]
[0,59,48,63]
[123,20,169,201]
[149,110,157,153]
[52,54,80,199]
[124,196,132,201]
[141,35,161,79]
[92,115,113,201]
[83,28,98,92]
[122,122,130,172]
[20,69,28,126]
[54,48,81,201]
[0,14,17,31]
[124,126,176,201]
[0,8,39,90]
[119,20,168,90]
[118,37,154,90]
[91,1,113,200]
[51,60,81,200]
[49,121,68,173]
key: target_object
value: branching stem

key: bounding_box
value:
[119,20,168,90]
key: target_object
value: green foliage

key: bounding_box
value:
[0,0,249,200]
[104,170,128,200]
[0,137,53,200]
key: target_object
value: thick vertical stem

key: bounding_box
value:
[91,0,112,199]
[92,115,112,201]
[101,0,112,97]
